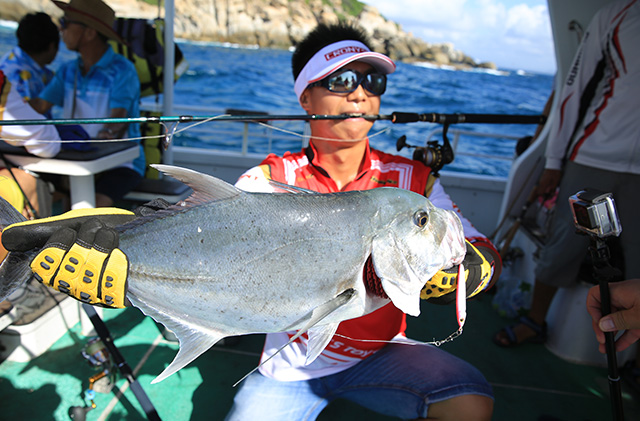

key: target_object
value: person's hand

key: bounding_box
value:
[587,279,640,353]
[2,208,137,308]
[421,241,496,304]
[2,199,172,308]
[533,168,562,199]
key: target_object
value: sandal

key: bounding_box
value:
[493,315,547,347]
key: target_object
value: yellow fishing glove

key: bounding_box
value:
[2,208,136,308]
[421,240,496,304]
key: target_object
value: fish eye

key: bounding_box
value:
[414,211,429,227]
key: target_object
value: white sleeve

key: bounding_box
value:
[234,166,278,193]
[1,85,61,158]
[427,177,486,239]
[544,8,606,170]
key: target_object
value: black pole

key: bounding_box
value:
[0,112,545,126]
[588,238,624,421]
[381,111,546,125]
[82,304,162,421]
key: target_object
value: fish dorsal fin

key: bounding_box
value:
[152,164,242,205]
[267,179,317,194]
[306,323,340,365]
[232,288,356,387]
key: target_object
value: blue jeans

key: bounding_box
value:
[225,342,493,420]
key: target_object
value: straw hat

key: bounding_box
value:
[52,0,125,44]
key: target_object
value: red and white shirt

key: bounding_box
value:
[235,141,490,381]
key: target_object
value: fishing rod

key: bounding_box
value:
[1,111,545,175]
[0,112,546,126]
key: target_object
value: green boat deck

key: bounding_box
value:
[1,293,639,420]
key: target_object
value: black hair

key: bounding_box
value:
[291,22,373,81]
[17,13,59,54]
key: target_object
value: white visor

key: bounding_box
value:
[294,40,396,102]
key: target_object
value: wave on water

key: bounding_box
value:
[0,20,17,30]
[177,38,260,50]
[410,61,510,77]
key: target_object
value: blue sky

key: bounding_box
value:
[362,0,555,74]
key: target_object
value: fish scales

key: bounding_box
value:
[123,190,387,333]
[0,164,467,383]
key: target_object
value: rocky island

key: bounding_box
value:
[0,0,497,70]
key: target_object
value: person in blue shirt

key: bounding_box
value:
[0,14,61,221]
[31,0,145,207]
[0,12,59,118]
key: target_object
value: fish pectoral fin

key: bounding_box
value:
[151,325,225,384]
[232,289,356,387]
[306,323,339,365]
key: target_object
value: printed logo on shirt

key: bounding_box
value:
[370,176,399,186]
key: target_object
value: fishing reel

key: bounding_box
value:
[69,337,116,420]
[396,124,454,176]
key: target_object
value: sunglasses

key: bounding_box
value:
[59,17,86,29]
[309,69,387,96]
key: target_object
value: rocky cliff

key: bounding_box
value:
[0,0,496,70]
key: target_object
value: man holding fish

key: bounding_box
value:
[0,22,500,421]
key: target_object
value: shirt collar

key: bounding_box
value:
[78,44,115,73]
[94,44,115,68]
[304,139,373,185]
[12,46,46,73]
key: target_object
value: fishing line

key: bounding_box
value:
[256,120,391,143]
[0,113,392,147]
[332,264,467,347]
[331,327,464,348]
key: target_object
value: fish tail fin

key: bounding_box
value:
[0,197,35,302]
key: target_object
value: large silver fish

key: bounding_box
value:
[0,165,466,383]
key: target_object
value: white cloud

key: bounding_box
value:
[504,4,549,39]
[361,0,555,74]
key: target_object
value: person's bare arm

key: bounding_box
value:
[29,97,54,115]
[96,108,129,139]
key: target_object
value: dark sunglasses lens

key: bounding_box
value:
[327,71,359,92]
[364,73,387,95]
[59,17,67,28]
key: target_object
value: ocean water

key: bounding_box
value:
[0,21,554,177]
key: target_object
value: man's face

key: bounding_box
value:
[60,17,86,52]
[300,61,382,143]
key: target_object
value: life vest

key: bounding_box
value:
[108,18,188,98]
